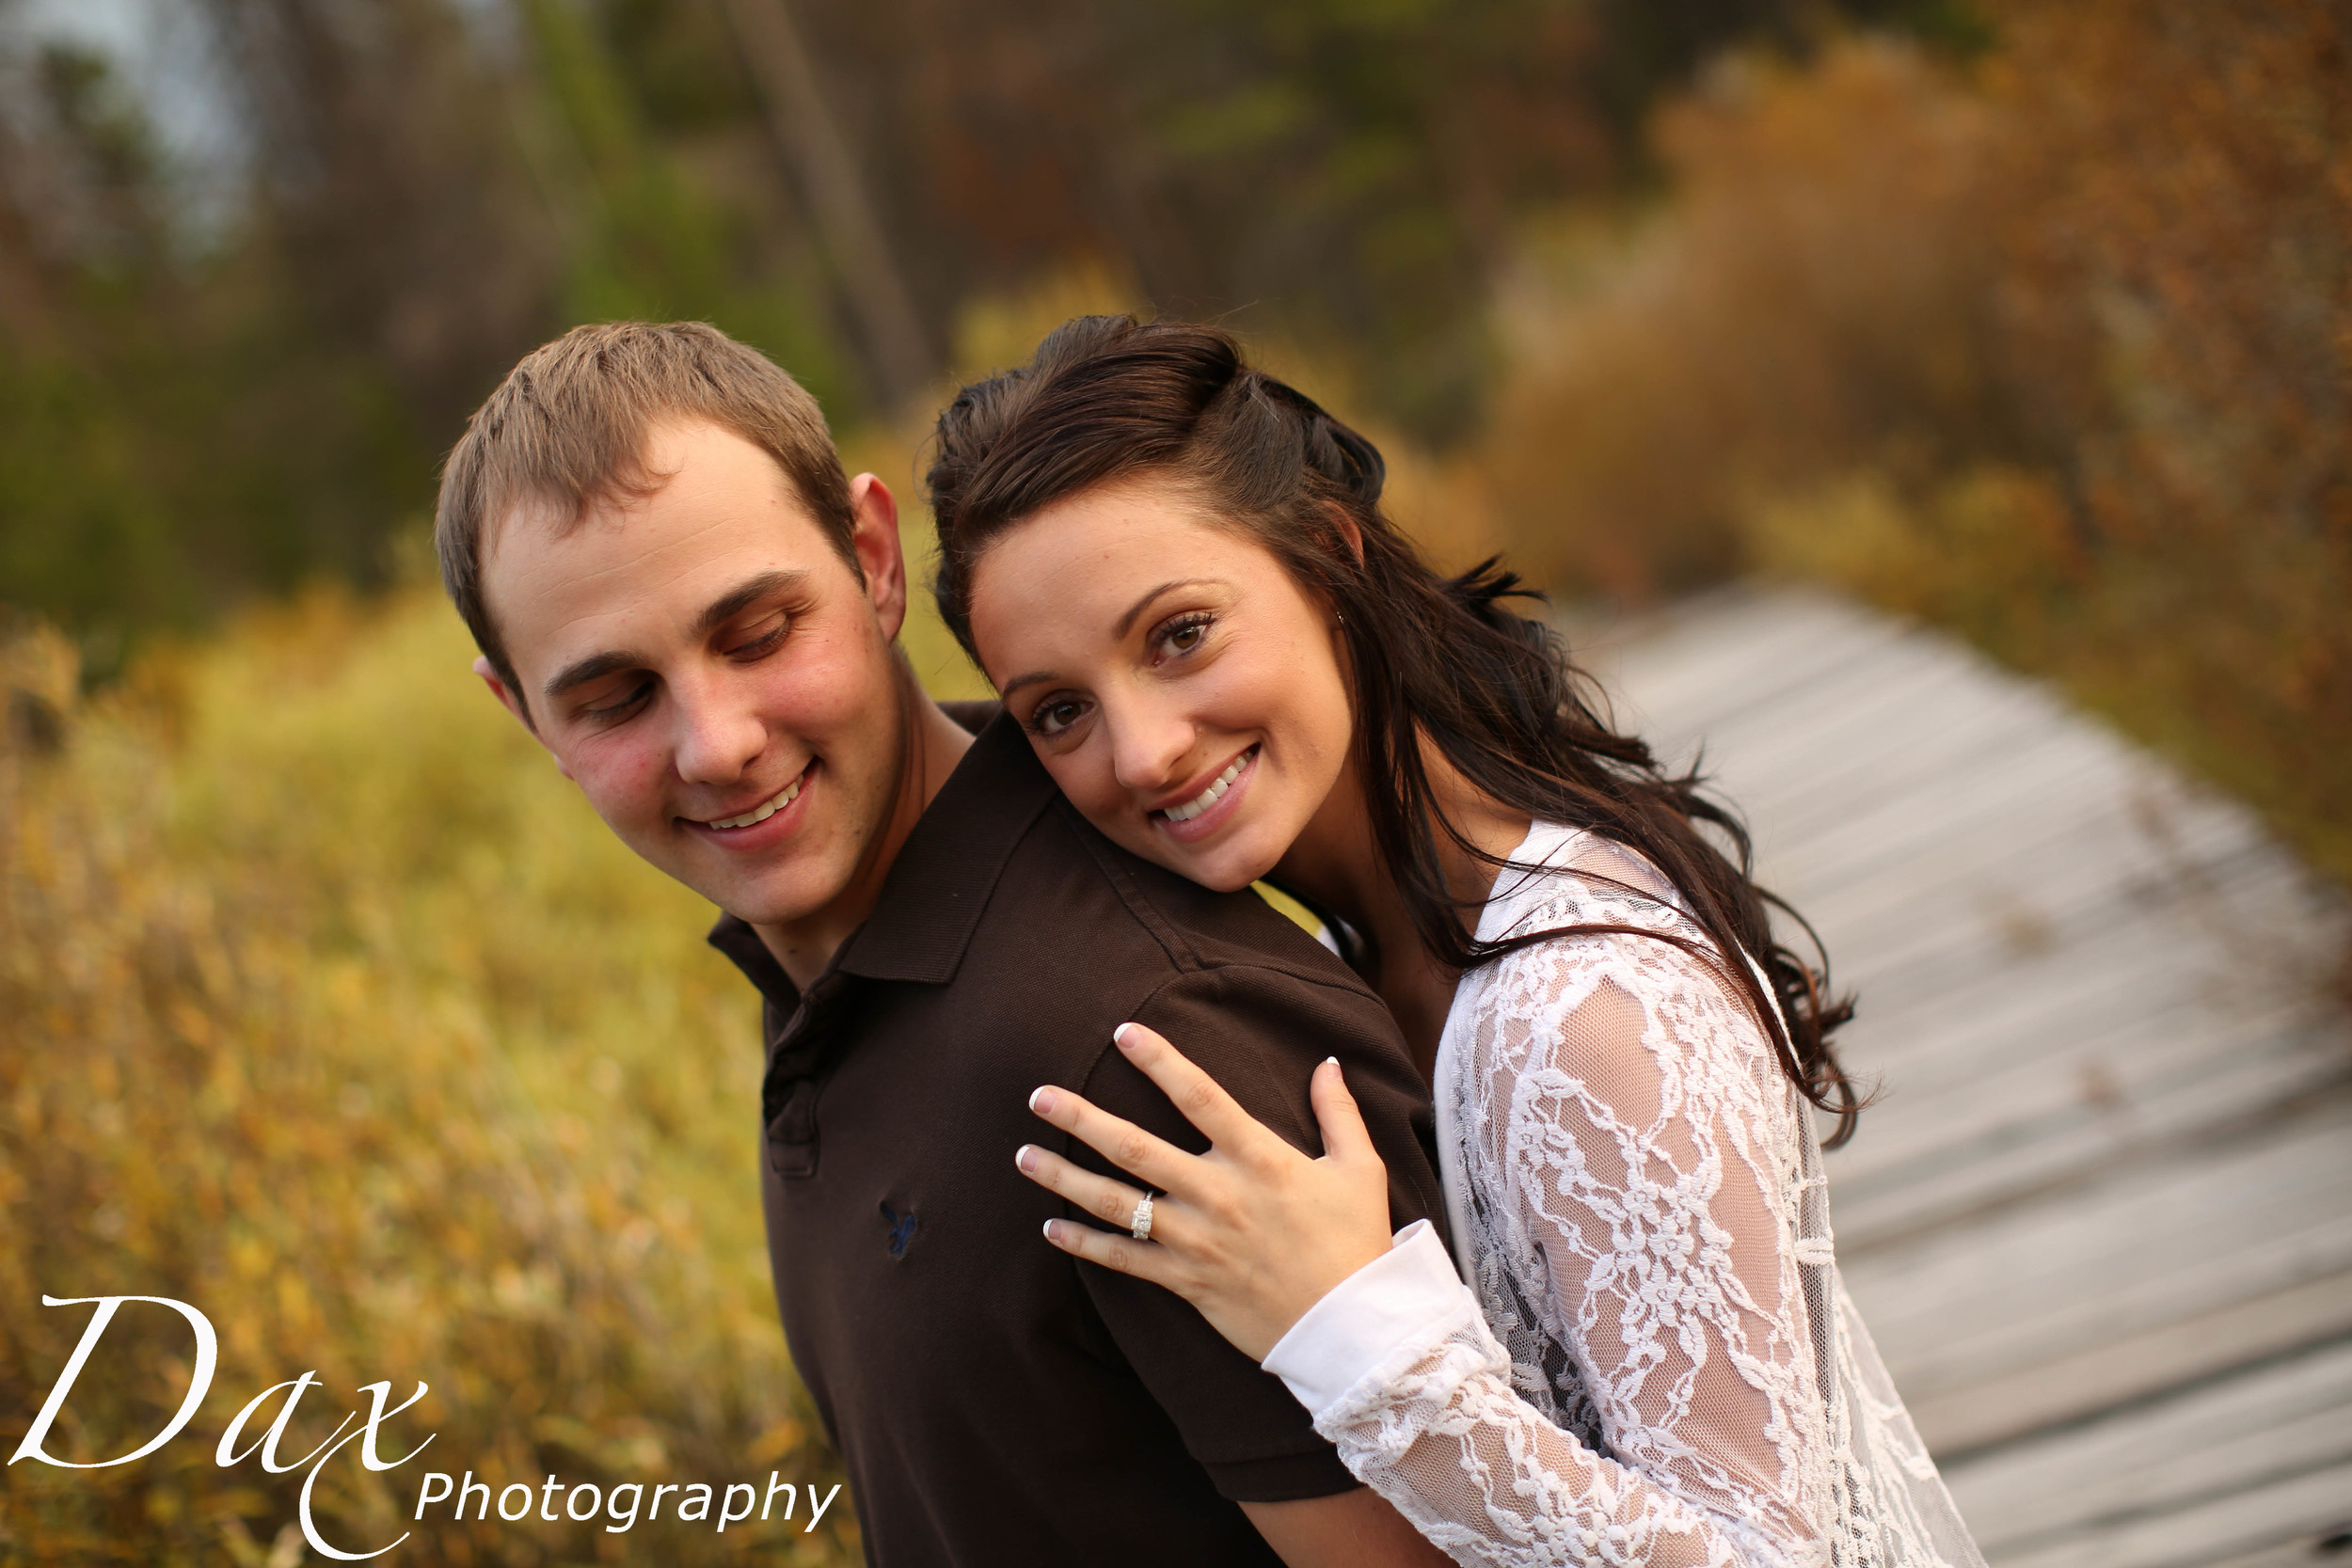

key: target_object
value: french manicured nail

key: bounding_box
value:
[1015,1144,1038,1174]
[1041,1219,1061,1243]
[1325,1056,1339,1067]
[1113,1022,1139,1050]
[1029,1086,1056,1116]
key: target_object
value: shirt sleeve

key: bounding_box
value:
[1062,960,1448,1503]
[1262,1219,1476,1415]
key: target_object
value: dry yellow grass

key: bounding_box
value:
[0,591,855,1564]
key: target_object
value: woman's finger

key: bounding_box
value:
[1309,1056,1380,1165]
[1027,1084,1198,1196]
[1112,1022,1280,1155]
[1040,1216,1186,1291]
[1013,1143,1158,1232]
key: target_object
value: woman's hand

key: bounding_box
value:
[1016,1022,1397,1363]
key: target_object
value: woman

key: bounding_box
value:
[924,315,1984,1568]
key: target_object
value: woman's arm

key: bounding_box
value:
[1019,935,1833,1568]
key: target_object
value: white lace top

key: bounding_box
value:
[1262,823,1984,1568]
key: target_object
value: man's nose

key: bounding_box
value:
[1106,697,1195,795]
[670,681,767,785]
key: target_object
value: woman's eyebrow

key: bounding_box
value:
[999,578,1229,698]
[997,668,1056,699]
[1114,578,1223,637]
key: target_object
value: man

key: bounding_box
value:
[434,322,1450,1566]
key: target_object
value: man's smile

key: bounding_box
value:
[691,761,814,832]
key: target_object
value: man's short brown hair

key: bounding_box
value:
[435,321,855,710]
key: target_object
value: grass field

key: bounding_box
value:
[0,589,857,1565]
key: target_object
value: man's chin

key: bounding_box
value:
[734,860,871,930]
[644,847,850,932]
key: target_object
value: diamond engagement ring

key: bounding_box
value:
[1129,1193,1154,1242]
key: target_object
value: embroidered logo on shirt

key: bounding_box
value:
[879,1199,918,1260]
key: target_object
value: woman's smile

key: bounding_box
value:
[1151,743,1259,840]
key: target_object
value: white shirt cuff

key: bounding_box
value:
[1260,1218,1480,1419]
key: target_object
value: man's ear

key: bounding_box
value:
[846,472,909,641]
[475,656,571,779]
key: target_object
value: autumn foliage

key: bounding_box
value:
[1481,0,2352,882]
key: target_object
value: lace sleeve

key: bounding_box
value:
[1308,918,1836,1568]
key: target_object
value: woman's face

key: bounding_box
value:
[965,476,1355,894]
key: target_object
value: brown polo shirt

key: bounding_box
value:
[706,706,1445,1567]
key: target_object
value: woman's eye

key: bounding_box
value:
[1156,613,1213,657]
[1031,697,1092,736]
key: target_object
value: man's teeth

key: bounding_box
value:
[1161,750,1251,823]
[707,776,802,831]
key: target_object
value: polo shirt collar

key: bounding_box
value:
[705,709,1053,1005]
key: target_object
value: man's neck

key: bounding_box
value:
[754,669,977,990]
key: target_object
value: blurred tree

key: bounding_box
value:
[0,0,846,653]
[585,0,1968,434]
[0,41,230,647]
[0,0,1979,643]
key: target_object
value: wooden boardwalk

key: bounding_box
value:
[1573,587,2352,1568]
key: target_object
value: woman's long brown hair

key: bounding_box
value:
[928,316,1860,1142]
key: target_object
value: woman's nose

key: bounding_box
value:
[1107,702,1195,794]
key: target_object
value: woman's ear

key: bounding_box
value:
[1320,501,1366,566]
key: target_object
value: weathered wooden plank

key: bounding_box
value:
[1851,1147,2352,1386]
[1829,1047,2349,1252]
[1816,840,2319,1040]
[1924,1265,2352,1456]
[1835,911,2255,1083]
[1945,1337,2352,1549]
[1742,742,2178,914]
[1574,590,1910,741]
[1639,634,2019,785]
[1844,1101,2352,1399]
[1827,915,2327,1119]
[1785,773,2269,937]
[1827,1036,2345,1251]
[1984,1459,2352,1568]
[1645,652,2077,838]
[1596,589,2352,1561]
[1779,797,2297,987]
[1604,602,2077,816]
[2187,1533,2352,1568]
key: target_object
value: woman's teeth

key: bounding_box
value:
[708,775,801,830]
[1160,749,1252,823]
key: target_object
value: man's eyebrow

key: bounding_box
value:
[998,578,1227,701]
[543,649,644,703]
[693,568,807,637]
[542,569,809,701]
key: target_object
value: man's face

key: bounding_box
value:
[479,418,912,928]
